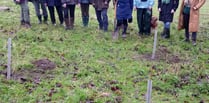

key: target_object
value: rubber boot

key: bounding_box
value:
[162,28,170,39]
[70,18,74,29]
[38,15,42,24]
[161,28,166,37]
[64,18,70,30]
[165,28,170,39]
[112,27,119,40]
[43,16,48,24]
[122,25,128,38]
[82,17,86,27]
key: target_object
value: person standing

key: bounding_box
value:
[134,0,154,36]
[78,0,92,27]
[62,0,78,30]
[32,0,48,24]
[158,0,179,38]
[44,0,64,25]
[112,0,133,39]
[14,0,31,28]
[92,0,110,32]
[178,0,205,45]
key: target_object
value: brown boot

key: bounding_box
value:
[112,30,119,40]
[70,18,74,29]
[64,18,70,30]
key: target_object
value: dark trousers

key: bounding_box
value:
[115,19,128,34]
[80,3,89,26]
[63,5,75,19]
[48,6,63,24]
[137,8,152,34]
[32,0,48,21]
[95,9,108,31]
[183,13,197,41]
[81,3,89,17]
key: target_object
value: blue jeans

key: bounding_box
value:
[32,0,48,21]
[95,9,108,31]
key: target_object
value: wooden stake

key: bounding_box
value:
[146,79,152,103]
[151,29,158,59]
[7,38,12,80]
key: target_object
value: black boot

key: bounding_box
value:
[43,16,48,24]
[162,28,170,39]
[192,32,197,46]
[161,28,166,37]
[38,15,42,24]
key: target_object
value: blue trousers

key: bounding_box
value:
[95,9,108,31]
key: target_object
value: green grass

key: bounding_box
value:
[0,1,209,103]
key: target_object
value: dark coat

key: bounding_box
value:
[114,0,133,20]
[44,0,62,6]
[158,0,179,22]
[92,0,110,10]
[78,0,92,4]
[61,0,78,5]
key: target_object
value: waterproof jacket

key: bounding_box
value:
[134,0,154,9]
[61,0,78,5]
[158,0,179,22]
[43,0,62,6]
[178,0,205,32]
[92,0,110,10]
[114,0,133,20]
[78,0,92,4]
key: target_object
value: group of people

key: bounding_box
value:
[14,0,206,45]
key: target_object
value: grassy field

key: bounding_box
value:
[0,1,209,103]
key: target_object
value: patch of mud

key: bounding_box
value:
[32,59,56,70]
[0,59,56,84]
[134,46,181,64]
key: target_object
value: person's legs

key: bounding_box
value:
[137,8,143,35]
[122,19,128,38]
[56,6,64,25]
[69,5,75,29]
[20,4,25,25]
[81,3,89,26]
[162,22,171,38]
[48,6,55,24]
[40,0,48,23]
[63,6,70,29]
[95,9,103,30]
[102,9,108,31]
[183,13,190,42]
[21,0,30,27]
[112,20,123,39]
[32,0,41,23]
[192,32,197,45]
[144,9,152,35]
